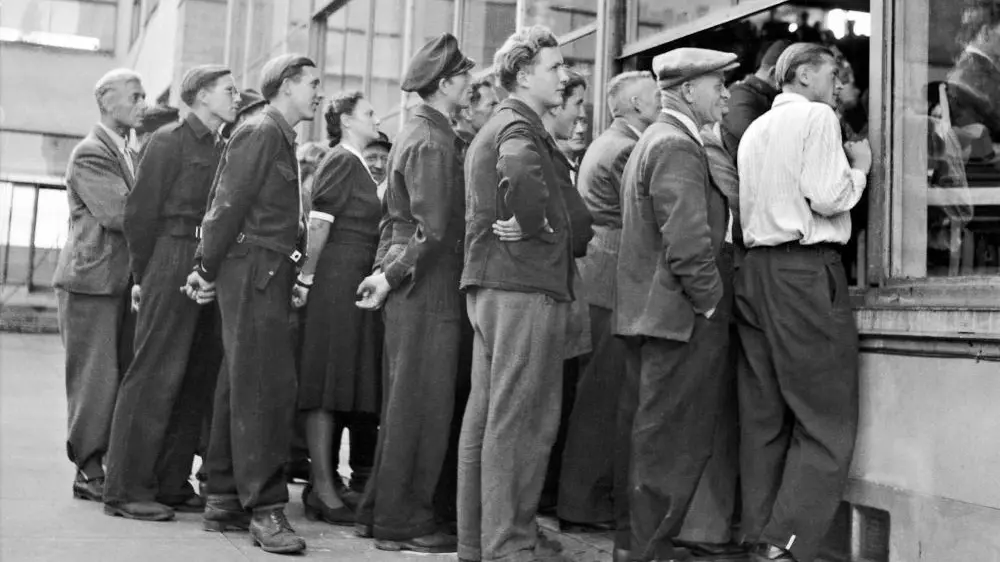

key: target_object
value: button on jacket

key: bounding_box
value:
[614,111,728,343]
[462,97,574,302]
[377,103,466,289]
[125,113,222,284]
[198,105,301,281]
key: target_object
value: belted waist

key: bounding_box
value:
[751,241,843,254]
[162,217,204,240]
[236,232,305,266]
[390,222,463,254]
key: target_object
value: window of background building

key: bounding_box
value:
[894,0,1000,278]
[527,1,597,73]
[0,0,117,52]
[130,0,142,46]
[462,0,516,73]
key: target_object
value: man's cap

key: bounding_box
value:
[260,54,316,100]
[401,33,476,93]
[759,39,792,69]
[136,105,180,135]
[180,65,232,106]
[653,48,739,90]
[366,131,392,150]
[235,88,267,119]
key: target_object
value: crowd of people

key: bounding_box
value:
[53,22,871,562]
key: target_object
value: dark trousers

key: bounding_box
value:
[332,412,379,491]
[458,289,568,562]
[617,315,729,562]
[58,288,132,477]
[541,358,579,512]
[357,256,463,540]
[735,245,859,562]
[104,237,222,504]
[205,245,298,510]
[557,304,623,523]
[434,312,474,524]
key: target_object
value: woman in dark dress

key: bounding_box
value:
[291,91,383,525]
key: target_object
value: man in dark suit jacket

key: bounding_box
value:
[555,70,659,539]
[185,54,321,555]
[53,68,146,503]
[614,48,737,562]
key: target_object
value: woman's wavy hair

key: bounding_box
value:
[324,90,366,147]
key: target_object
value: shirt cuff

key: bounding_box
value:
[309,210,335,223]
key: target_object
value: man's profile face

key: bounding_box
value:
[105,79,147,129]
[203,74,241,124]
[468,86,499,132]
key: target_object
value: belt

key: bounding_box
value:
[163,220,203,240]
[753,241,843,253]
[236,232,305,265]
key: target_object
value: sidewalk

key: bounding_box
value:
[0,333,613,561]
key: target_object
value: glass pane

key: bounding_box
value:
[0,131,81,179]
[0,0,116,51]
[895,0,1000,277]
[527,0,597,37]
[461,0,516,72]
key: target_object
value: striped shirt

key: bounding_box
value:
[737,92,867,247]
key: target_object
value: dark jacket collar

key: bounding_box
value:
[264,105,297,147]
[739,74,779,101]
[498,97,547,132]
[412,103,457,138]
[185,112,214,139]
[657,109,702,147]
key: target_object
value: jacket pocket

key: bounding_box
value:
[253,249,287,291]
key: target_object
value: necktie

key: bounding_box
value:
[123,147,137,181]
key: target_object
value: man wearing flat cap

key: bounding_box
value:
[613,47,737,562]
[354,32,474,554]
[103,65,238,522]
[186,53,322,555]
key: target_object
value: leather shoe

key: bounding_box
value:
[158,492,205,513]
[202,495,251,532]
[374,531,457,554]
[250,507,306,554]
[750,542,796,561]
[72,473,104,502]
[302,484,354,526]
[104,501,175,521]
[558,518,616,533]
[613,548,631,562]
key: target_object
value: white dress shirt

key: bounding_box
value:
[737,92,867,247]
[98,123,135,179]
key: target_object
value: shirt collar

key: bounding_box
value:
[772,92,811,108]
[98,123,129,153]
[264,105,298,147]
[662,109,703,146]
[341,142,376,183]
[185,112,214,139]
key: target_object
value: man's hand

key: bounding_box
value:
[845,139,872,175]
[491,217,553,242]
[181,271,216,305]
[291,284,310,309]
[356,272,391,310]
[130,285,142,312]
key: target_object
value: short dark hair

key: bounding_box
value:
[561,69,587,105]
[469,78,494,107]
[324,90,365,147]
[775,43,836,88]
[493,25,560,93]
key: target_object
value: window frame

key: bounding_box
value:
[0,0,119,53]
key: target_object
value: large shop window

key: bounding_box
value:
[526,1,598,71]
[0,0,117,52]
[893,0,1000,277]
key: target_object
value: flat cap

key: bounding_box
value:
[653,48,739,90]
[180,65,231,107]
[401,33,476,93]
[235,88,267,120]
[260,54,316,100]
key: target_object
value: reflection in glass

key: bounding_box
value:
[0,0,116,51]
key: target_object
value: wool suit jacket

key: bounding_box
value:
[575,117,640,309]
[614,111,728,343]
[53,124,135,296]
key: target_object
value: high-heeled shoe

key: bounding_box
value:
[302,484,355,526]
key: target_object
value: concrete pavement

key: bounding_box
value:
[0,333,614,561]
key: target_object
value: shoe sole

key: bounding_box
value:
[103,505,174,522]
[203,519,250,532]
[374,539,457,554]
[251,536,306,554]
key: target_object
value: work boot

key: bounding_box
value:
[202,495,250,532]
[249,507,306,554]
[103,501,175,521]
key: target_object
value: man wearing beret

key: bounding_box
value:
[102,65,239,522]
[354,32,473,554]
[736,43,870,562]
[613,47,736,562]
[459,25,575,562]
[185,54,322,554]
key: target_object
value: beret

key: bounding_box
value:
[366,131,392,150]
[136,105,179,135]
[235,88,267,120]
[180,65,231,107]
[401,33,476,93]
[653,48,739,90]
[260,54,316,100]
